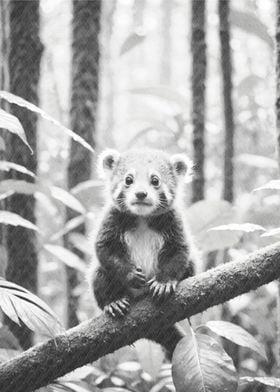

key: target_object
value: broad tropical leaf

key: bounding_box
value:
[208,223,265,234]
[68,233,92,256]
[44,244,86,273]
[0,180,85,214]
[0,91,94,153]
[254,180,280,192]
[50,216,86,241]
[205,321,267,360]
[51,186,85,214]
[262,227,280,238]
[120,31,146,55]
[230,9,273,48]
[240,376,280,389]
[0,278,63,336]
[0,160,35,177]
[185,200,240,251]
[0,211,39,231]
[235,154,278,169]
[172,329,238,392]
[0,108,32,152]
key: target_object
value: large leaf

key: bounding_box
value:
[0,278,63,336]
[0,91,94,153]
[0,180,85,214]
[0,108,32,152]
[261,227,280,238]
[185,200,240,252]
[120,31,146,55]
[235,154,278,170]
[44,244,86,273]
[0,160,35,177]
[135,339,165,379]
[172,330,238,392]
[50,216,86,241]
[230,9,273,48]
[205,321,267,360]
[0,211,39,231]
[240,376,280,389]
[254,180,280,192]
[208,223,265,234]
[68,233,92,256]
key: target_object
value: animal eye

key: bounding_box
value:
[151,176,160,187]
[125,175,134,186]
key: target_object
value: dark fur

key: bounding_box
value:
[92,206,194,309]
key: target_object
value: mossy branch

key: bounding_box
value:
[1,242,280,392]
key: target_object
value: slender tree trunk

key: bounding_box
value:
[0,0,10,278]
[5,0,43,349]
[219,0,240,370]
[191,0,207,203]
[276,0,280,375]
[65,0,101,327]
[220,0,234,203]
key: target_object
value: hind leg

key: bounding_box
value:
[92,267,131,318]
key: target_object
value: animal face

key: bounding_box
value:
[97,148,191,216]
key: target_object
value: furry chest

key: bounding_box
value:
[124,221,163,279]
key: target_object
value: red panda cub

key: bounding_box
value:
[91,148,197,318]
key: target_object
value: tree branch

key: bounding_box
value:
[1,242,280,392]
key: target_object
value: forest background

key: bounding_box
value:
[0,0,280,391]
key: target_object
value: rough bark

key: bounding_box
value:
[5,0,43,349]
[0,242,280,392]
[277,0,280,168]
[276,0,280,374]
[0,0,10,277]
[65,0,101,327]
[191,0,207,203]
[220,0,234,203]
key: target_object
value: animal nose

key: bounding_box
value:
[135,191,147,200]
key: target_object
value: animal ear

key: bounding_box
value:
[170,154,193,177]
[97,149,120,178]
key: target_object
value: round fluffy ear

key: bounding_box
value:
[97,149,120,178]
[170,153,193,177]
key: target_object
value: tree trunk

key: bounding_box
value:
[65,0,101,328]
[0,0,10,277]
[276,0,280,375]
[219,0,238,366]
[0,241,280,392]
[220,0,234,203]
[191,0,207,203]
[5,0,43,349]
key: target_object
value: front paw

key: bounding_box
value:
[148,278,177,301]
[104,297,130,318]
[127,267,146,289]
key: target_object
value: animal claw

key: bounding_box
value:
[148,280,177,301]
[104,297,130,318]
